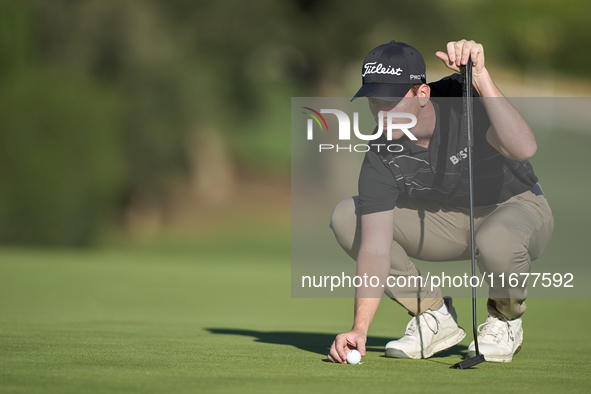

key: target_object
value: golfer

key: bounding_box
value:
[327,40,554,363]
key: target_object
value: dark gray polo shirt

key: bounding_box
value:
[358,74,538,215]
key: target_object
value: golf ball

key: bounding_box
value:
[346,349,361,364]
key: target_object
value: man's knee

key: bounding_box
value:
[475,225,529,274]
[330,196,357,233]
[330,196,360,259]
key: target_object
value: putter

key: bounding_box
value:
[450,58,486,369]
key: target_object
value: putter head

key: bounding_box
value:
[450,354,486,369]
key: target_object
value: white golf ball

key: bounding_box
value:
[346,349,361,364]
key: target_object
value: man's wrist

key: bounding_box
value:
[472,68,502,98]
[351,325,369,336]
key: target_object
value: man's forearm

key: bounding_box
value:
[474,69,537,161]
[351,249,391,334]
[352,297,382,334]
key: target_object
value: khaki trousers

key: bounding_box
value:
[329,186,554,319]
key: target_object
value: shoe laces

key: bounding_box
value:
[406,311,440,336]
[478,316,515,343]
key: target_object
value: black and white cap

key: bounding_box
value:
[352,40,426,101]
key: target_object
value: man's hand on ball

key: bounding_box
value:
[328,329,366,364]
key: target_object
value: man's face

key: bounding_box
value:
[368,88,420,139]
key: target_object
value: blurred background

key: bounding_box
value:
[1,2,590,391]
[1,0,590,248]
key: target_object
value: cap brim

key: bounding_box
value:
[351,83,413,102]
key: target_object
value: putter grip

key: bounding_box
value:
[462,59,473,147]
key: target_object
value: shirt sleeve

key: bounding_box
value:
[357,151,399,215]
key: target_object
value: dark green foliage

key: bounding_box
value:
[0,70,123,246]
[0,0,589,245]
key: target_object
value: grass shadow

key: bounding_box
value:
[206,328,399,356]
[207,328,469,361]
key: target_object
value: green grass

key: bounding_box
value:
[2,130,591,393]
[1,237,590,393]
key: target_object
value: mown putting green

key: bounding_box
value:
[0,239,589,393]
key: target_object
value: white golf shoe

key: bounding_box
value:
[385,300,466,359]
[467,315,523,362]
